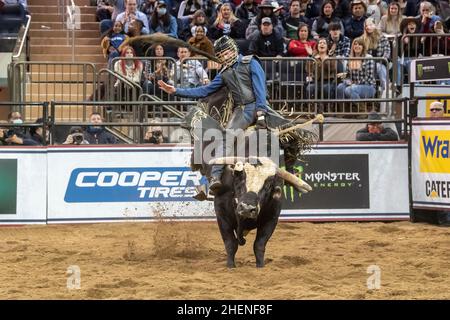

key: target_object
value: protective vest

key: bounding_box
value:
[220,55,256,106]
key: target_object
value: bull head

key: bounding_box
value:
[209,157,312,219]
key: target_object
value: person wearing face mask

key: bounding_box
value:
[0,112,39,146]
[116,0,150,34]
[149,0,178,38]
[84,112,118,145]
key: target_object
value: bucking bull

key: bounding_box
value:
[183,88,321,268]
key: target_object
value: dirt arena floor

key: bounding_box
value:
[0,220,449,300]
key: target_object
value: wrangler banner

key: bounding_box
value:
[412,119,450,210]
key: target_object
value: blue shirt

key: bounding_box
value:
[115,10,150,35]
[175,55,268,112]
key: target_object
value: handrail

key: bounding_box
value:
[12,15,31,60]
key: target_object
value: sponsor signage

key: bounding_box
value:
[420,130,450,173]
[283,154,370,209]
[412,120,450,209]
[0,159,17,214]
[410,56,450,82]
[64,167,207,203]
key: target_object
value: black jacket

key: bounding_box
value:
[356,126,399,141]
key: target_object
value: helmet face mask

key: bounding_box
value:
[214,36,239,68]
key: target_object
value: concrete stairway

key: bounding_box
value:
[24,0,104,120]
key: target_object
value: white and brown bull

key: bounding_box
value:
[208,156,311,268]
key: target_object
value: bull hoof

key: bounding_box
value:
[227,262,236,268]
[238,237,246,246]
[256,263,265,268]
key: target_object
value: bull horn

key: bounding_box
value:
[275,114,324,136]
[208,157,247,165]
[276,168,312,194]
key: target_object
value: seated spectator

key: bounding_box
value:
[398,17,421,85]
[149,0,178,38]
[62,126,90,145]
[0,111,37,146]
[311,1,345,40]
[430,20,450,57]
[101,20,128,66]
[116,0,149,34]
[428,101,446,118]
[84,113,118,145]
[143,44,170,94]
[209,3,246,40]
[398,0,418,17]
[299,0,320,19]
[283,0,310,41]
[246,0,285,40]
[140,0,158,17]
[144,125,169,143]
[177,0,203,33]
[417,1,441,34]
[336,37,376,100]
[180,9,208,40]
[306,37,337,99]
[344,0,367,40]
[356,111,399,141]
[235,0,259,30]
[28,118,48,146]
[249,17,285,57]
[327,21,351,58]
[330,0,350,20]
[99,0,126,34]
[119,18,150,57]
[366,0,387,24]
[378,1,405,36]
[169,47,209,87]
[114,45,144,86]
[96,0,114,22]
[287,22,317,57]
[362,17,391,91]
[188,26,215,57]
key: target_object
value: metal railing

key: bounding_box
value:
[11,14,31,62]
[0,102,49,145]
[9,61,97,119]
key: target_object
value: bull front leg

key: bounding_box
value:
[216,214,239,268]
[253,207,281,268]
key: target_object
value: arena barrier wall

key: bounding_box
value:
[0,147,47,224]
[402,85,450,118]
[412,119,450,211]
[0,143,410,224]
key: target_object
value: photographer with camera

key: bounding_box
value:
[63,126,89,145]
[0,112,39,146]
[144,125,168,144]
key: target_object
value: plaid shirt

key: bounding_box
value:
[367,35,391,61]
[347,57,376,86]
[328,34,351,58]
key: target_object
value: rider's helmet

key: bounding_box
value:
[213,35,239,68]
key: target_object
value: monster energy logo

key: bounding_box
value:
[283,165,304,202]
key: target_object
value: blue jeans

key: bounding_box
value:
[306,82,336,99]
[376,63,387,90]
[337,83,376,99]
[210,103,256,177]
